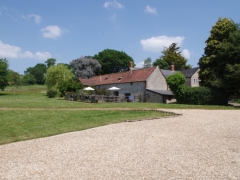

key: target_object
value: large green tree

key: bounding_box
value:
[93,49,134,74]
[24,63,47,85]
[160,43,191,70]
[215,28,240,95]
[198,17,239,95]
[45,64,74,89]
[0,58,9,90]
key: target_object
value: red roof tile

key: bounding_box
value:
[79,67,157,86]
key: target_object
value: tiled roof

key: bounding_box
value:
[79,67,158,86]
[146,89,174,95]
[180,67,199,78]
[161,69,178,78]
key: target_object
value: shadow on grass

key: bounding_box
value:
[0,93,20,96]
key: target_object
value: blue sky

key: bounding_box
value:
[0,0,239,74]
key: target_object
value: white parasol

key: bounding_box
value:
[108,86,120,91]
[83,87,95,91]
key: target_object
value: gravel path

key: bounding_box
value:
[0,109,240,180]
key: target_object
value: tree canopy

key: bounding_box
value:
[93,49,134,74]
[143,57,152,68]
[152,58,169,70]
[198,17,239,96]
[159,43,191,70]
[24,63,47,85]
[70,57,101,79]
[7,70,21,86]
[45,58,56,68]
[45,64,74,89]
[0,58,9,90]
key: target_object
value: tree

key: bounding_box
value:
[215,28,240,95]
[160,43,191,70]
[8,70,21,86]
[198,17,239,95]
[45,64,74,89]
[22,74,36,85]
[0,58,9,90]
[166,72,186,100]
[70,57,101,79]
[58,79,83,96]
[93,49,134,74]
[45,58,56,68]
[152,58,169,69]
[24,63,47,85]
[143,57,152,68]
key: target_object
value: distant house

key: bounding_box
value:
[180,67,200,87]
[79,62,200,103]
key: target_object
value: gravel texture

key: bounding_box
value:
[0,109,240,180]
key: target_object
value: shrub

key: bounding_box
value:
[58,79,83,96]
[46,89,57,98]
[177,87,228,105]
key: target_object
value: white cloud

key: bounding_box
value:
[22,14,42,24]
[41,25,63,39]
[0,40,21,58]
[145,5,157,15]
[140,35,185,52]
[0,40,51,60]
[103,0,124,9]
[182,49,191,59]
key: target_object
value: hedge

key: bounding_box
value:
[177,87,228,105]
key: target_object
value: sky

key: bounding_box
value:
[0,0,240,74]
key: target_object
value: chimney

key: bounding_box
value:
[171,65,174,71]
[129,61,133,69]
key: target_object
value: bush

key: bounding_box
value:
[46,89,57,98]
[58,79,83,96]
[177,87,228,105]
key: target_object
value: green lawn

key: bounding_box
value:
[0,85,237,145]
[0,110,169,145]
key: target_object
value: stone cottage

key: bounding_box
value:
[79,63,200,103]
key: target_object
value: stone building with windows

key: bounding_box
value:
[79,63,199,103]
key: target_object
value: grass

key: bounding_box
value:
[0,85,237,145]
[0,110,169,145]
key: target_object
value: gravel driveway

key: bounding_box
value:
[0,109,240,180]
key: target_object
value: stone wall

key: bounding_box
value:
[96,81,146,101]
[146,67,167,90]
[146,90,164,103]
[190,69,200,87]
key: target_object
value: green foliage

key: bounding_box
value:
[45,58,56,68]
[46,89,57,98]
[0,58,9,90]
[152,58,169,69]
[22,74,36,85]
[24,63,47,85]
[198,17,238,93]
[58,79,83,96]
[177,87,228,105]
[166,72,186,99]
[94,49,134,74]
[7,70,21,86]
[160,43,191,70]
[95,88,109,95]
[143,57,152,68]
[45,64,74,89]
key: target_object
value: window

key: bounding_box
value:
[193,78,198,84]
